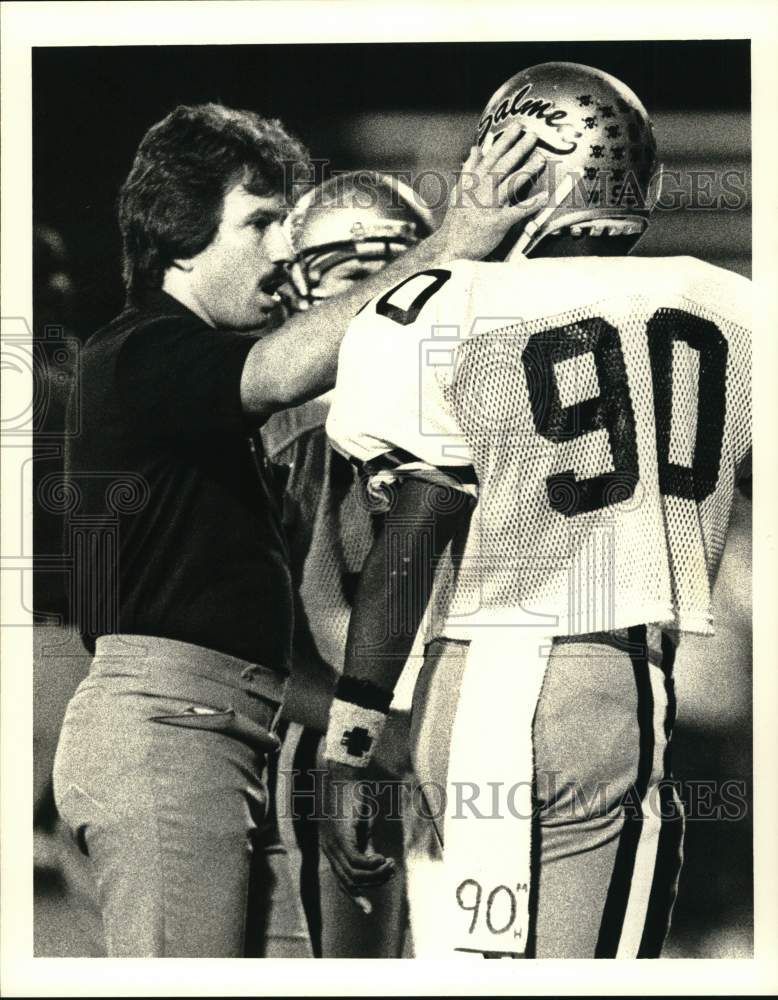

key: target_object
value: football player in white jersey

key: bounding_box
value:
[319,63,751,958]
[262,171,435,957]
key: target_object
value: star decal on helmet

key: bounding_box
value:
[476,63,658,255]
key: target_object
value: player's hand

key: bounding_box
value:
[433,120,549,261]
[319,759,397,901]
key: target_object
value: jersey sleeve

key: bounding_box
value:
[326,261,478,494]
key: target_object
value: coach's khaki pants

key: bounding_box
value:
[52,635,309,957]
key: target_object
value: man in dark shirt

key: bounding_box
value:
[66,287,293,668]
[51,102,547,956]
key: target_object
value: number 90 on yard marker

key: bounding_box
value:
[455,877,529,939]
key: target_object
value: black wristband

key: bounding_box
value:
[334,675,393,714]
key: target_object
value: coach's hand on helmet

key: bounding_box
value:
[320,759,396,899]
[432,119,549,261]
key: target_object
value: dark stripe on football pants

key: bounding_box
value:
[637,778,685,956]
[522,772,543,959]
[638,635,684,957]
[594,625,655,958]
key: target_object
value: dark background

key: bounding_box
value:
[32,40,752,959]
[34,40,750,334]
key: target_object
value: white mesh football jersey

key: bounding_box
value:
[326,256,751,638]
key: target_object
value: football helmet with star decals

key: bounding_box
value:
[282,171,435,308]
[477,62,661,257]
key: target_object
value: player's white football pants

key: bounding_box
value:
[407,629,684,958]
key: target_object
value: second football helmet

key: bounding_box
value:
[477,62,660,256]
[283,171,435,307]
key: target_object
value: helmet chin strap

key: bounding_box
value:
[508,171,578,260]
[647,162,665,212]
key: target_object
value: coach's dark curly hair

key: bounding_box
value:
[118,103,311,294]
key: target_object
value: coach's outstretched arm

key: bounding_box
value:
[240,122,547,421]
